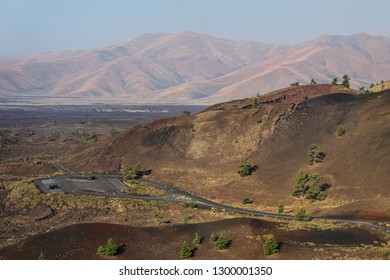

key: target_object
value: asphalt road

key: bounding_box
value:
[36,163,390,234]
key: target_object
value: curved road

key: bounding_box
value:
[39,163,390,234]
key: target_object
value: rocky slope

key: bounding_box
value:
[67,85,390,220]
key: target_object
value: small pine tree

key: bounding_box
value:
[38,251,45,260]
[341,75,350,88]
[331,77,338,85]
[183,212,191,224]
[209,232,217,243]
[241,197,251,204]
[179,241,192,259]
[337,127,346,137]
[292,169,309,197]
[262,234,279,256]
[252,97,259,108]
[182,110,191,117]
[96,238,118,256]
[278,201,285,214]
[192,232,202,245]
[310,78,317,85]
[307,144,325,165]
[214,235,229,250]
[295,208,310,221]
[238,157,254,177]
[305,173,326,202]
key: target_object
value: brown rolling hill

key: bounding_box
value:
[67,85,390,220]
[0,32,389,103]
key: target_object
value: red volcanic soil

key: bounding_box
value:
[0,218,385,260]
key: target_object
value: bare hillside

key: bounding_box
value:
[68,86,390,220]
[0,32,389,103]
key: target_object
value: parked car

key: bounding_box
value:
[48,184,59,190]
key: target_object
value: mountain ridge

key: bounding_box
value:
[0,32,389,103]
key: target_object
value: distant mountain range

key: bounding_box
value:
[0,32,389,103]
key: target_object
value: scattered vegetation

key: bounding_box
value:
[237,157,255,177]
[310,78,317,85]
[291,81,300,86]
[74,129,97,144]
[307,144,326,165]
[96,238,118,256]
[295,208,310,221]
[179,241,192,259]
[122,163,148,180]
[262,234,279,256]
[256,118,263,124]
[108,128,118,136]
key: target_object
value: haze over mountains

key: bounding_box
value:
[1,32,389,103]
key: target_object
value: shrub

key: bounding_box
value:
[292,169,309,197]
[182,110,191,117]
[263,234,279,256]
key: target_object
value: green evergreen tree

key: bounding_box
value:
[310,78,317,85]
[307,144,325,165]
[241,197,251,204]
[337,127,346,136]
[96,238,118,256]
[331,77,338,85]
[305,173,326,202]
[183,212,191,224]
[278,201,285,214]
[214,235,229,250]
[295,208,310,221]
[209,232,217,243]
[179,241,192,259]
[192,232,202,245]
[252,97,259,108]
[341,75,350,88]
[238,157,254,177]
[38,251,45,260]
[292,169,309,197]
[262,234,279,256]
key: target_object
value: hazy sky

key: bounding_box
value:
[1,0,390,58]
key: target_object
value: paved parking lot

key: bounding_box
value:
[35,174,129,197]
